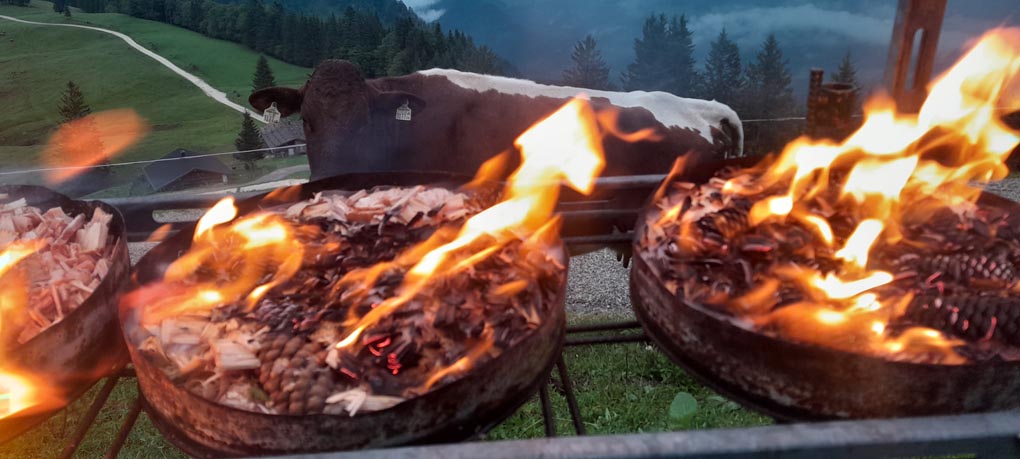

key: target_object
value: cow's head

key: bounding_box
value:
[250,60,426,180]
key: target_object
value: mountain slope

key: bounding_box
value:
[432,0,1020,93]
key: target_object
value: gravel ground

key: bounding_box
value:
[980,177,1020,202]
[565,248,633,317]
[128,242,158,265]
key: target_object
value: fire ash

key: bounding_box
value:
[123,98,612,416]
[643,28,1020,363]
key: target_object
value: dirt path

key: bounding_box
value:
[0,14,265,123]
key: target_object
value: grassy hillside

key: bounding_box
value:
[0,1,311,104]
[0,19,237,169]
[0,1,311,191]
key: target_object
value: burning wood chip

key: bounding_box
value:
[212,339,261,371]
[0,198,115,346]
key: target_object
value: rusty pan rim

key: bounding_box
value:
[122,172,568,455]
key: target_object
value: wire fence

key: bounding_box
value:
[0,144,308,177]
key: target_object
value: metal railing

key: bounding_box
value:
[29,175,1020,459]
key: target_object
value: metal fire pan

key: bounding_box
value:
[0,185,130,443]
[629,158,1020,421]
[123,172,567,456]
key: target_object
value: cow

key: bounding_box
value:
[249,59,744,182]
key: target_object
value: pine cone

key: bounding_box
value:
[253,299,304,332]
[257,333,338,415]
[903,294,1020,346]
[919,252,1017,286]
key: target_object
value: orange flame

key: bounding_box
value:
[672,28,1020,361]
[42,109,149,184]
[0,242,43,342]
[136,198,306,325]
[0,241,55,419]
[336,98,605,350]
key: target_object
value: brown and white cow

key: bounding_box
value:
[250,59,743,181]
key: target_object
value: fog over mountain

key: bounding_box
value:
[410,0,1020,100]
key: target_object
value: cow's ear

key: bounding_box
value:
[249,87,303,117]
[373,91,427,116]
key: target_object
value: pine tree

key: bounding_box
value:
[52,0,66,13]
[744,33,795,119]
[621,14,672,92]
[831,50,862,113]
[252,55,276,92]
[58,81,91,123]
[832,50,859,88]
[234,112,265,169]
[702,29,744,107]
[64,6,71,17]
[55,81,105,174]
[561,35,613,91]
[666,15,699,97]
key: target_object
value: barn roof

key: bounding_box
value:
[143,149,232,191]
[260,119,305,148]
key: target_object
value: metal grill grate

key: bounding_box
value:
[46,322,1020,459]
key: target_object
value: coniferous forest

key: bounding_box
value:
[67,0,513,77]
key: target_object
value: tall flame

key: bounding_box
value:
[0,241,48,418]
[692,28,1020,361]
[335,98,605,351]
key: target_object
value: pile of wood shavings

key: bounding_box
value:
[137,185,563,416]
[0,194,115,346]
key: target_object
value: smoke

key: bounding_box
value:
[403,0,445,22]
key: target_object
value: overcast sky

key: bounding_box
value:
[416,0,1020,97]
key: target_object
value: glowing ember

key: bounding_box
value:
[643,28,1020,363]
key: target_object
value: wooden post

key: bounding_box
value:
[806,69,858,141]
[883,0,947,113]
[806,69,824,137]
